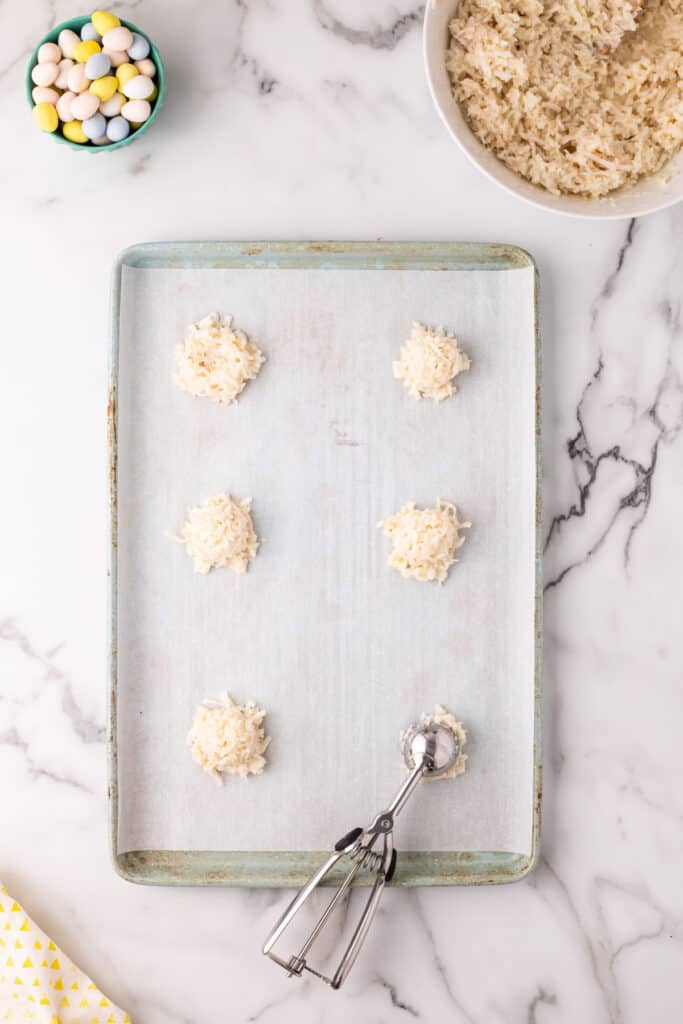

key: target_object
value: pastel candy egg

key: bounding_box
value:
[71,91,100,120]
[121,98,150,123]
[135,58,156,77]
[32,102,58,132]
[82,112,106,139]
[67,63,89,92]
[102,26,133,52]
[106,115,130,142]
[31,62,58,87]
[55,58,74,89]
[90,74,118,101]
[92,134,110,146]
[92,10,121,35]
[122,74,153,100]
[58,29,80,58]
[32,86,60,105]
[73,39,101,63]
[99,91,125,116]
[116,62,138,88]
[103,47,127,67]
[80,22,101,42]
[85,51,111,80]
[56,91,77,122]
[62,119,88,143]
[149,84,158,101]
[38,41,61,63]
[127,33,150,61]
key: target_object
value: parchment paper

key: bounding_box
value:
[116,263,536,855]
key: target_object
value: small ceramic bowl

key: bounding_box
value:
[26,14,165,153]
[423,1,683,219]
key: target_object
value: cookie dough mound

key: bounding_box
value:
[175,313,265,404]
[378,499,470,583]
[403,705,468,780]
[188,693,271,782]
[393,321,470,402]
[181,493,258,574]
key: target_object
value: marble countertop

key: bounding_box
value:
[2,1,682,1021]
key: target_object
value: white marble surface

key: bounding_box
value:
[1,1,682,1021]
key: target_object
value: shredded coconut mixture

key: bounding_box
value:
[378,500,471,583]
[447,0,683,198]
[187,693,271,782]
[403,705,468,780]
[180,493,258,574]
[393,321,471,401]
[174,313,265,404]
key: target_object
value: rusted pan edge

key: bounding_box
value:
[107,254,121,880]
[115,850,533,888]
[108,241,542,887]
[115,240,534,272]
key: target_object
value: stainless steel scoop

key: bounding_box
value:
[262,718,461,989]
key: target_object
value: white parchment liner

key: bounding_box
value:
[116,264,536,855]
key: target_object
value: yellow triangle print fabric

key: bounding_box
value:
[0,882,130,1023]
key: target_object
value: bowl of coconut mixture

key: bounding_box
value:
[424,0,683,218]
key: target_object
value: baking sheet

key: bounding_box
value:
[110,242,541,886]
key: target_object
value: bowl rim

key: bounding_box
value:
[26,13,165,153]
[422,2,683,220]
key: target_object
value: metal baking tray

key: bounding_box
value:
[108,241,541,887]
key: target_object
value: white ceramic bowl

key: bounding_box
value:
[423,1,683,219]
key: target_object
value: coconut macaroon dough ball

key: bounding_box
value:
[174,313,265,404]
[379,499,470,584]
[188,693,271,782]
[402,705,468,780]
[393,321,470,402]
[180,493,258,574]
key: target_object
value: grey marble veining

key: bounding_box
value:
[1,0,682,1021]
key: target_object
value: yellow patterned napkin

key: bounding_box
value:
[0,883,129,1024]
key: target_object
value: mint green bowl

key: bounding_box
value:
[26,14,165,152]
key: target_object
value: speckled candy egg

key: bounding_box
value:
[31,62,58,87]
[127,33,150,61]
[103,47,127,67]
[38,41,61,64]
[122,74,153,100]
[134,58,156,77]
[102,26,133,52]
[72,39,101,63]
[99,91,125,117]
[80,22,101,42]
[121,98,150,123]
[91,10,121,36]
[55,58,74,89]
[115,63,138,88]
[56,91,77,122]
[32,86,59,105]
[90,75,118,101]
[58,29,80,58]
[62,119,88,143]
[32,102,58,132]
[67,63,89,92]
[84,51,111,80]
[106,115,130,142]
[71,91,100,121]
[82,112,106,140]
